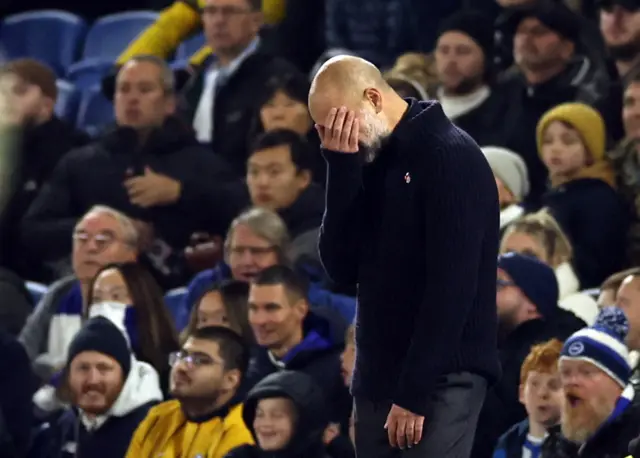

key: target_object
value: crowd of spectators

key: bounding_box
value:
[5,0,640,456]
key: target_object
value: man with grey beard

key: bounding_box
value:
[308,55,500,458]
[540,307,640,458]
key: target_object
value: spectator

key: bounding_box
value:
[500,210,599,324]
[599,267,640,308]
[183,208,356,326]
[246,265,351,428]
[383,52,434,100]
[126,326,253,458]
[481,146,530,231]
[608,71,640,266]
[472,253,584,458]
[19,206,138,381]
[0,59,89,280]
[537,102,629,287]
[496,2,610,207]
[186,0,298,175]
[252,74,325,183]
[434,11,508,145]
[183,279,253,344]
[21,55,248,289]
[116,0,286,68]
[247,130,324,263]
[541,307,640,457]
[0,329,35,457]
[29,316,162,458]
[226,371,354,458]
[87,262,180,394]
[492,339,564,458]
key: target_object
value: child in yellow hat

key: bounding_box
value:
[535,102,628,288]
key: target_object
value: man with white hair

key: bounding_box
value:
[541,307,640,457]
[19,205,139,381]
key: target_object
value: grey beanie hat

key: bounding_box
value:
[481,146,530,201]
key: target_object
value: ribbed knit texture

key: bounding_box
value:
[319,99,501,416]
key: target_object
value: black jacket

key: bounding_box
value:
[541,404,640,458]
[227,370,354,458]
[182,47,299,176]
[472,309,585,458]
[21,117,248,288]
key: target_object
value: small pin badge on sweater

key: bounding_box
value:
[404,172,411,184]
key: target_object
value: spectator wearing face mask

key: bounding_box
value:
[29,316,163,458]
[86,262,180,395]
[481,146,530,231]
[537,102,629,288]
[226,371,354,458]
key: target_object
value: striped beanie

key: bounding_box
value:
[561,307,631,388]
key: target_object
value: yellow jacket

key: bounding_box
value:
[117,0,285,67]
[125,400,254,458]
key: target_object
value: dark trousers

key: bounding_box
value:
[354,372,487,458]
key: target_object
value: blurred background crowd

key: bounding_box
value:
[3,0,640,456]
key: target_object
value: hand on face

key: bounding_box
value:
[316,107,359,153]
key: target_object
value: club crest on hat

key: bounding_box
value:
[567,341,584,356]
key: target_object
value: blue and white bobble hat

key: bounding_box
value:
[561,306,632,388]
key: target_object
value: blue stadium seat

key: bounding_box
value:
[0,10,87,76]
[169,59,190,71]
[26,281,48,305]
[66,59,114,89]
[175,33,205,60]
[165,287,189,331]
[76,85,114,136]
[54,79,80,123]
[82,11,159,61]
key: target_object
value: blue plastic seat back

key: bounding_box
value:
[175,33,205,61]
[66,58,114,89]
[0,10,87,76]
[54,79,80,123]
[76,85,114,137]
[165,287,190,331]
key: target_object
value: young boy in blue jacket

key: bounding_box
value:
[493,339,564,458]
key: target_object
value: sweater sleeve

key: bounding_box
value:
[392,144,498,415]
[317,150,363,286]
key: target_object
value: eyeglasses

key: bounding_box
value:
[169,351,218,368]
[73,231,119,251]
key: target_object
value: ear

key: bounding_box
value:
[223,368,241,392]
[296,169,312,189]
[164,94,177,115]
[294,298,309,319]
[251,11,264,34]
[363,88,382,114]
[561,40,575,60]
[518,383,526,406]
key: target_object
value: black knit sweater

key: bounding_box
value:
[318,99,502,415]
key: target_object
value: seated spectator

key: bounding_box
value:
[252,74,324,183]
[434,11,508,146]
[87,262,180,394]
[383,52,435,100]
[186,0,298,175]
[541,307,640,457]
[246,265,351,428]
[500,210,599,324]
[247,130,324,263]
[19,206,139,381]
[492,339,564,458]
[0,329,35,457]
[608,71,640,266]
[184,208,356,324]
[481,146,529,230]
[598,268,640,308]
[29,316,163,458]
[226,370,354,458]
[495,2,610,208]
[21,55,248,289]
[183,279,253,344]
[0,59,89,280]
[126,326,253,457]
[537,102,629,288]
[472,253,585,458]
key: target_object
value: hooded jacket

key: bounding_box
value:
[278,183,324,265]
[126,401,252,458]
[29,359,162,458]
[244,310,351,427]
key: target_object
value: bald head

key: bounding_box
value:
[310,55,389,100]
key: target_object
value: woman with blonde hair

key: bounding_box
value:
[500,210,599,324]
